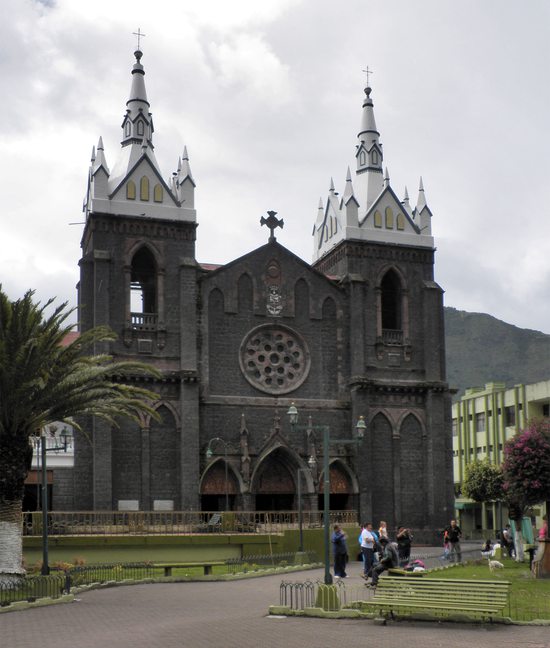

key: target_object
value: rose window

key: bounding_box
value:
[239,325,310,394]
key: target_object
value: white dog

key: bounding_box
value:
[488,559,504,572]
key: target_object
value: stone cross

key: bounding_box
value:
[362,66,373,87]
[133,28,146,50]
[260,210,284,242]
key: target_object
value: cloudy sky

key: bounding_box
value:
[2,0,550,333]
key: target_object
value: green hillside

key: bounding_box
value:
[444,307,550,399]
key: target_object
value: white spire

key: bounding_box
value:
[354,86,384,215]
[342,166,355,203]
[175,145,195,207]
[92,136,109,174]
[416,176,428,211]
[384,166,390,187]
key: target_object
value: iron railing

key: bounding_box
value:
[0,574,65,607]
[225,550,318,574]
[22,510,359,536]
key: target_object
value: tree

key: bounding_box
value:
[502,419,550,558]
[0,288,160,582]
[462,459,503,504]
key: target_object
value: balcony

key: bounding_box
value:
[131,312,158,330]
[382,328,403,345]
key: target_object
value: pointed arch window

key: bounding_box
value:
[359,150,366,166]
[385,207,394,229]
[137,121,144,136]
[125,121,131,137]
[374,210,382,228]
[140,176,150,201]
[381,269,402,331]
[130,247,157,329]
[153,183,163,203]
[126,180,136,200]
[396,213,405,230]
[371,150,379,165]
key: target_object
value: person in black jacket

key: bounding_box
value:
[396,527,413,566]
[445,519,462,563]
[370,537,399,586]
[331,524,348,578]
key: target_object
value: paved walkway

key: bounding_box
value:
[1,565,548,648]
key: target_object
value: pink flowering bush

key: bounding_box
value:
[502,419,550,515]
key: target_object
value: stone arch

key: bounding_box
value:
[370,412,395,526]
[251,445,302,511]
[398,413,425,528]
[149,404,179,509]
[130,246,157,315]
[318,459,359,511]
[200,458,242,511]
[143,400,181,429]
[375,265,409,340]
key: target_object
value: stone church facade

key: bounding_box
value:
[69,49,453,529]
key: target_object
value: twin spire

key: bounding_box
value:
[313,83,434,260]
[84,49,196,222]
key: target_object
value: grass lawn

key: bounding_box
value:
[430,557,550,621]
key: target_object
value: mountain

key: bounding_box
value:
[444,307,550,399]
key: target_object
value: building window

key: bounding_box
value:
[380,269,402,331]
[371,150,378,165]
[452,418,458,436]
[396,213,405,230]
[153,183,163,203]
[130,247,157,328]
[359,150,366,166]
[505,406,515,427]
[126,180,136,200]
[475,413,485,432]
[137,121,144,136]
[374,211,382,228]
[385,207,394,229]
[140,176,149,201]
[125,121,131,137]
[543,403,549,418]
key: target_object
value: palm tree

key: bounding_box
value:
[0,287,160,582]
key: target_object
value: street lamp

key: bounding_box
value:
[39,427,71,576]
[287,404,366,585]
[205,438,235,512]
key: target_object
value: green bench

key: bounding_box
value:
[153,561,226,576]
[363,576,511,622]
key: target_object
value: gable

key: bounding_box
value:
[110,156,179,207]
[361,186,419,234]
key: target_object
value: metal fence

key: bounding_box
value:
[0,574,65,607]
[225,550,318,574]
[22,510,358,536]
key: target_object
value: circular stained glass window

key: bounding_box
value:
[239,324,310,394]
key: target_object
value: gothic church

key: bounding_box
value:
[71,49,453,530]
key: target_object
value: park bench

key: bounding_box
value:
[153,561,226,576]
[364,576,511,622]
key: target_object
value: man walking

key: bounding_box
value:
[445,519,462,563]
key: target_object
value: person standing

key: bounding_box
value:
[502,524,515,558]
[378,520,389,540]
[331,524,348,578]
[396,527,413,566]
[360,522,375,580]
[446,519,462,563]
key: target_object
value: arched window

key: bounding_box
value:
[396,213,405,230]
[126,180,136,200]
[153,183,163,203]
[374,211,382,228]
[131,247,157,321]
[385,207,394,229]
[359,150,366,166]
[140,176,149,201]
[137,121,144,136]
[371,150,378,165]
[381,269,402,330]
[125,121,131,137]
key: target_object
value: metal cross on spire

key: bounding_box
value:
[132,28,146,50]
[362,66,373,87]
[260,210,284,243]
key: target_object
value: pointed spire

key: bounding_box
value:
[416,176,428,211]
[343,166,355,202]
[384,166,390,187]
[176,146,195,187]
[92,136,109,174]
[354,85,384,214]
[90,145,96,163]
[329,177,335,193]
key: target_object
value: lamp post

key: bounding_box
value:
[205,437,234,512]
[297,462,314,553]
[287,404,366,585]
[39,427,71,576]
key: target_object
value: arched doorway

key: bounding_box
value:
[254,449,295,510]
[200,461,239,511]
[319,462,354,510]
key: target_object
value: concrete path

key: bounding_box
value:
[1,564,548,648]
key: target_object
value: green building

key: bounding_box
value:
[452,380,550,536]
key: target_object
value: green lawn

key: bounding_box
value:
[430,558,550,621]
